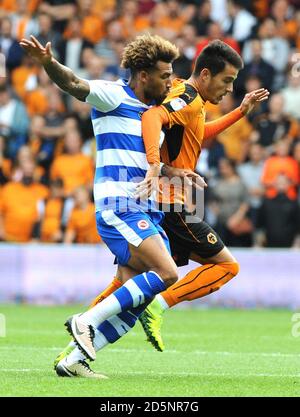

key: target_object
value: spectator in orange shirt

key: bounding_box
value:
[50,129,94,196]
[10,0,39,40]
[64,185,101,244]
[24,67,51,116]
[261,139,299,200]
[0,0,40,15]
[11,53,38,100]
[77,0,105,44]
[0,158,48,242]
[119,0,151,39]
[11,144,45,183]
[157,0,191,35]
[40,177,65,242]
[270,0,298,43]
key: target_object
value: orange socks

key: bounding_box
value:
[88,263,239,309]
[161,262,239,308]
[89,277,122,308]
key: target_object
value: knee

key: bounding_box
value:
[164,275,178,288]
[224,261,240,277]
[152,267,178,288]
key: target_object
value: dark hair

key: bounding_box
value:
[193,40,243,77]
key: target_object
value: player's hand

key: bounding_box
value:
[19,35,53,66]
[135,164,162,200]
[240,88,270,115]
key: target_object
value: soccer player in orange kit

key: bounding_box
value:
[53,40,269,371]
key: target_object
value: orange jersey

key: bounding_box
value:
[160,80,205,171]
[0,181,49,242]
[66,202,101,244]
[142,78,243,204]
[40,197,64,242]
[50,153,94,195]
[261,156,299,200]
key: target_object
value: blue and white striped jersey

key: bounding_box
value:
[85,78,160,213]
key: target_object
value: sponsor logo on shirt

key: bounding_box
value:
[169,97,187,111]
[137,220,150,230]
[207,232,217,244]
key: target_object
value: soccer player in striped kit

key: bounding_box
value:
[20,34,180,377]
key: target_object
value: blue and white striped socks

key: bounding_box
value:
[79,271,165,329]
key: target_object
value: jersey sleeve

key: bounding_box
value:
[142,85,201,166]
[85,79,122,112]
[161,85,201,128]
[203,107,244,140]
[142,107,169,166]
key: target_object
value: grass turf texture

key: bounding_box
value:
[0,305,299,397]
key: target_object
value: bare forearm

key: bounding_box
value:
[44,58,89,101]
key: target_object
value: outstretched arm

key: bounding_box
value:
[203,88,270,140]
[20,35,89,101]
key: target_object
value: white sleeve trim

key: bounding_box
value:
[85,79,122,112]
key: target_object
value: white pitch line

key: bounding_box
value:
[1,369,300,378]
[0,347,66,351]
[1,369,43,372]
[2,346,277,357]
[0,346,300,358]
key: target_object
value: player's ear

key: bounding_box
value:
[201,68,211,81]
[139,70,150,84]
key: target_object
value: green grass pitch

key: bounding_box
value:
[0,305,299,397]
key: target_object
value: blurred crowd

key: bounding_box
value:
[0,0,300,247]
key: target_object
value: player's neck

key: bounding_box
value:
[186,76,206,102]
[128,79,152,105]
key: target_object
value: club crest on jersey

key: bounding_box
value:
[207,232,217,244]
[169,97,187,111]
[137,220,149,230]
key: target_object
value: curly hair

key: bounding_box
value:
[121,34,179,74]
